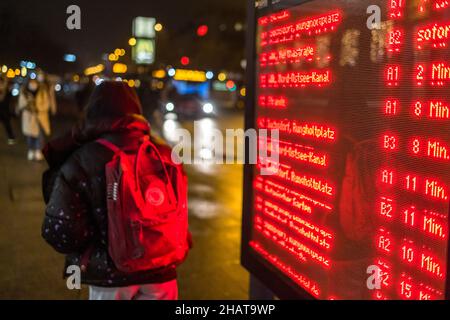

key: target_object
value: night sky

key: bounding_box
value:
[0,0,246,71]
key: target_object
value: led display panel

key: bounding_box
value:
[242,0,450,300]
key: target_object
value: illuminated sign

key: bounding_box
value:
[173,69,207,82]
[132,39,155,65]
[133,17,156,38]
[84,64,104,76]
[242,0,450,300]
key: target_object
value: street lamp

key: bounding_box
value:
[108,53,119,62]
[218,72,227,81]
[154,23,163,32]
[128,37,137,46]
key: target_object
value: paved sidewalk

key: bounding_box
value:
[0,116,86,299]
[0,104,248,299]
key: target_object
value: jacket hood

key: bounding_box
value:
[85,81,142,123]
[75,81,146,142]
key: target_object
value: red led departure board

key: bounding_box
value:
[242,0,450,300]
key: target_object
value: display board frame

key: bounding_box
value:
[241,0,450,300]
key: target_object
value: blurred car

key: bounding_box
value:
[161,93,215,120]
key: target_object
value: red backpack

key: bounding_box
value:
[96,136,190,273]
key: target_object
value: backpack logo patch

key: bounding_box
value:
[145,184,165,206]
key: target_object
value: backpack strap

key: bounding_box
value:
[141,136,172,187]
[97,138,121,153]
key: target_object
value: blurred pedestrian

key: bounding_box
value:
[41,81,191,300]
[17,79,52,161]
[0,76,16,145]
[43,74,58,117]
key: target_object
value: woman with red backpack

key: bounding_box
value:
[41,81,191,300]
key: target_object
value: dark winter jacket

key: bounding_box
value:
[41,82,177,287]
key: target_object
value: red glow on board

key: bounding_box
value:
[270,163,335,197]
[387,28,404,53]
[431,62,450,85]
[381,169,395,185]
[412,62,450,86]
[376,228,393,254]
[389,0,405,19]
[250,241,321,297]
[270,10,291,23]
[265,11,342,46]
[413,100,450,119]
[383,134,398,151]
[374,232,444,282]
[258,17,269,26]
[400,172,450,200]
[259,70,332,88]
[272,139,329,168]
[258,10,291,26]
[435,0,450,9]
[425,178,449,200]
[254,176,333,213]
[397,242,445,279]
[254,197,334,250]
[251,1,450,300]
[419,0,428,13]
[254,215,332,268]
[294,11,342,35]
[384,99,399,115]
[419,0,450,13]
[400,240,417,265]
[371,261,392,299]
[416,64,425,86]
[396,273,444,300]
[407,137,450,161]
[385,65,401,86]
[260,45,315,67]
[398,275,414,299]
[379,197,394,220]
[378,200,448,240]
[259,95,288,109]
[417,23,450,49]
[257,117,337,142]
[378,167,450,201]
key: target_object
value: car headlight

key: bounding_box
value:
[166,102,175,112]
[203,103,214,114]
